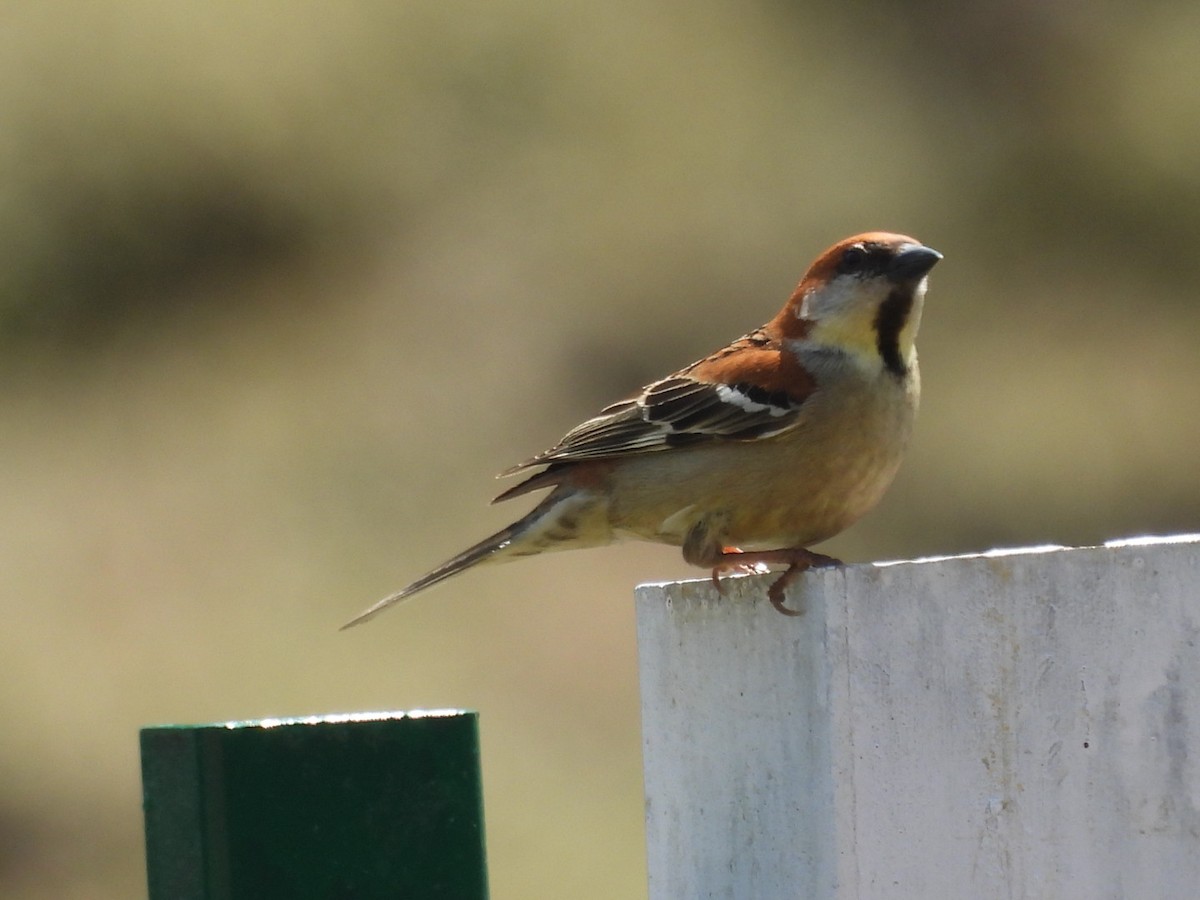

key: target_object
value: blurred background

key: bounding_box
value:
[2,1,1198,897]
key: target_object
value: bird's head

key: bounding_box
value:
[773,232,942,377]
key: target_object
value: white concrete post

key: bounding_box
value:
[636,536,1200,900]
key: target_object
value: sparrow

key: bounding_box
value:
[344,232,940,627]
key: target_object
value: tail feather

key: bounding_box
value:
[340,487,611,629]
[340,519,529,630]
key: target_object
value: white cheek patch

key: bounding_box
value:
[806,276,855,319]
[805,274,889,321]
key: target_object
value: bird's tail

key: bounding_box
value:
[340,488,606,629]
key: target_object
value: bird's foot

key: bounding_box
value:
[709,547,841,615]
[709,547,767,594]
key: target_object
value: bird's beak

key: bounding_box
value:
[889,245,942,281]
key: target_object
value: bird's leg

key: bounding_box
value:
[683,522,839,612]
[707,547,842,616]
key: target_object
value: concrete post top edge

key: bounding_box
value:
[634,532,1200,599]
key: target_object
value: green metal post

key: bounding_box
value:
[140,710,488,899]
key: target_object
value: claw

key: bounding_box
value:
[711,564,757,594]
[711,567,726,594]
[767,565,805,616]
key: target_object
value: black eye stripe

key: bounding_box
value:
[838,243,892,276]
[840,246,867,270]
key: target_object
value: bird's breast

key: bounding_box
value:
[607,363,918,550]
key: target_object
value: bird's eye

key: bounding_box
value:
[839,245,867,271]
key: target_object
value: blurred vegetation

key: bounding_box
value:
[1,2,1198,897]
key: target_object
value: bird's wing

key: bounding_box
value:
[501,329,817,475]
